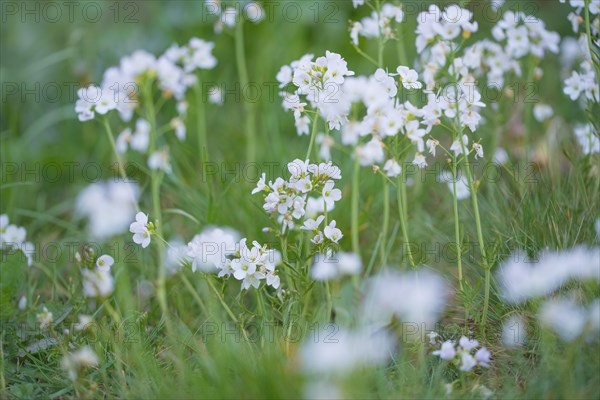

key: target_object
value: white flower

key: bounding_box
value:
[323,220,343,243]
[302,215,325,231]
[62,346,99,381]
[36,307,53,329]
[129,212,151,248]
[383,159,402,177]
[76,181,139,240]
[426,139,439,156]
[533,104,553,122]
[186,226,240,273]
[397,66,422,89]
[497,246,600,304]
[475,347,491,367]
[95,255,114,271]
[472,143,484,159]
[433,341,456,360]
[251,173,268,195]
[412,153,427,169]
[130,119,151,152]
[311,251,361,281]
[350,22,362,45]
[322,181,342,210]
[459,336,479,351]
[231,258,257,280]
[361,269,448,329]
[208,86,224,105]
[538,297,591,341]
[357,137,384,166]
[450,134,469,156]
[300,328,395,374]
[82,268,114,298]
[148,148,173,173]
[459,352,477,371]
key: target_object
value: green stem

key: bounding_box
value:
[351,157,361,257]
[235,20,257,162]
[457,124,491,335]
[450,155,464,291]
[396,174,415,268]
[194,81,208,163]
[144,84,172,337]
[380,176,390,266]
[584,0,600,81]
[306,110,320,161]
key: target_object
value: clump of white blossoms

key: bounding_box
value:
[277,51,355,133]
[75,36,217,122]
[432,336,491,372]
[61,346,99,381]
[204,0,265,33]
[219,238,283,290]
[252,159,344,247]
[498,245,600,342]
[350,3,404,44]
[0,214,34,266]
[497,246,600,304]
[76,181,139,240]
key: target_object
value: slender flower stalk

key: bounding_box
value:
[396,173,415,268]
[235,19,257,162]
[306,111,320,161]
[143,83,172,337]
[450,152,464,291]
[194,81,208,164]
[380,176,390,266]
[351,157,361,257]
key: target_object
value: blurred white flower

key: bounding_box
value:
[300,328,395,374]
[36,307,53,329]
[62,346,99,381]
[497,246,600,304]
[186,226,240,272]
[311,252,361,281]
[76,181,139,240]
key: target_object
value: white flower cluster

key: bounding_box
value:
[36,306,53,329]
[497,246,600,304]
[498,245,600,342]
[219,239,282,290]
[252,159,343,244]
[76,181,139,240]
[0,214,34,265]
[564,61,599,101]
[277,51,355,132]
[186,226,240,272]
[490,11,560,59]
[184,226,281,291]
[350,3,404,45]
[539,297,600,342]
[415,4,479,54]
[75,37,216,122]
[432,336,491,372]
[562,0,600,35]
[205,1,264,33]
